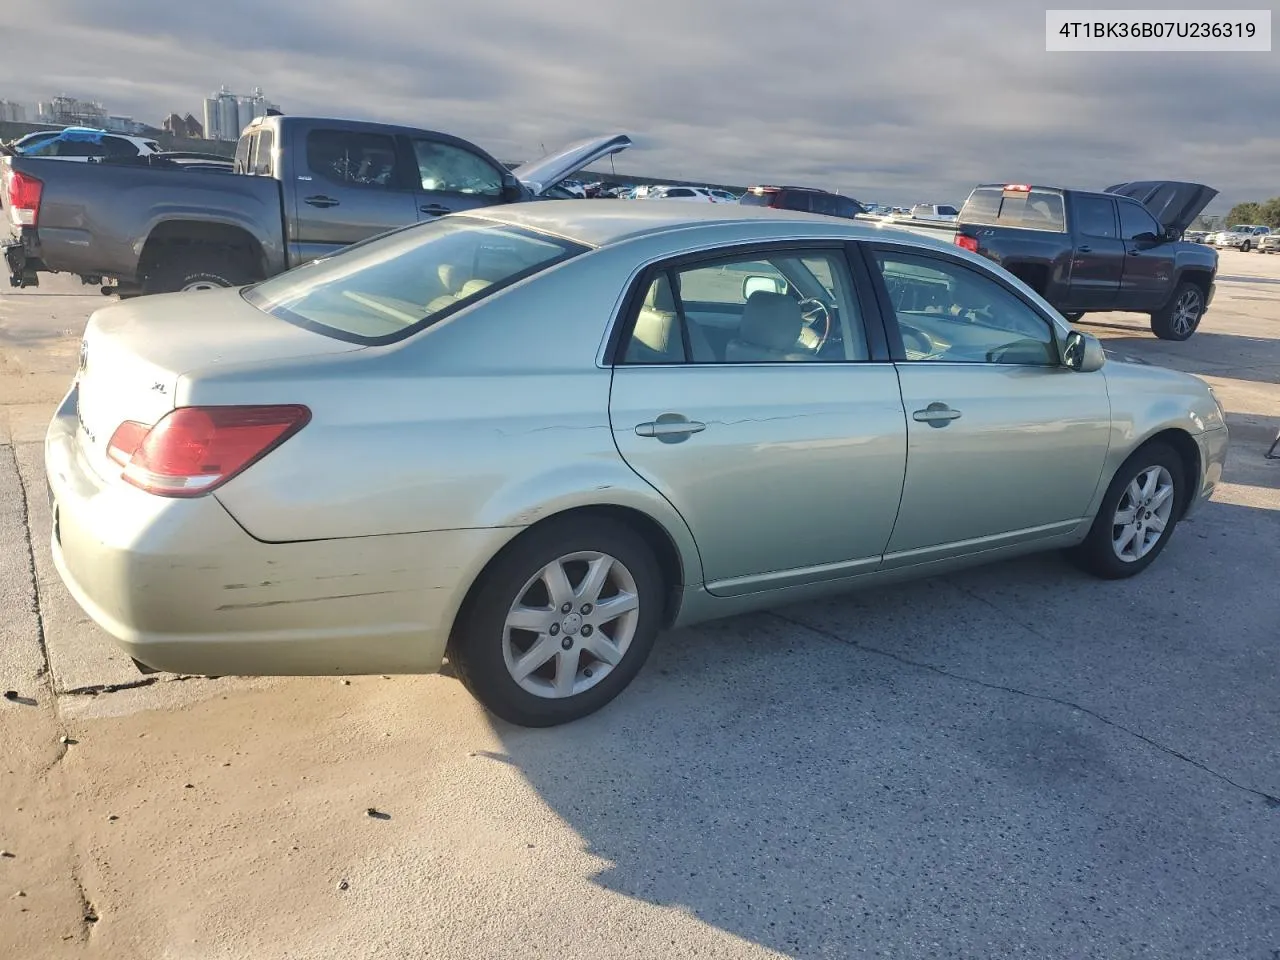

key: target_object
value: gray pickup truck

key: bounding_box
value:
[1,115,631,295]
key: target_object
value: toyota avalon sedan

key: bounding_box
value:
[46,202,1229,727]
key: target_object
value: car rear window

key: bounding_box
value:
[960,187,1066,232]
[243,216,588,345]
[739,190,773,206]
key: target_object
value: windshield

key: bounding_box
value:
[243,217,588,345]
[1228,224,1254,231]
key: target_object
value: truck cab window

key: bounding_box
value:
[1075,197,1118,238]
[1119,201,1162,240]
[412,140,503,197]
[307,130,402,189]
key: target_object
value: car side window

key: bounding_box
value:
[412,139,503,197]
[101,137,138,160]
[620,249,869,365]
[306,129,402,189]
[875,252,1058,366]
[1075,197,1117,238]
[1119,200,1161,240]
[252,129,274,176]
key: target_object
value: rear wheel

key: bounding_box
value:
[449,517,664,727]
[142,247,258,295]
[1150,280,1204,341]
[1241,240,1252,252]
[1067,442,1183,579]
[1062,311,1085,323]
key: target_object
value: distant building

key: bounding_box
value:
[0,99,26,122]
[38,96,107,127]
[203,85,280,141]
[163,112,204,139]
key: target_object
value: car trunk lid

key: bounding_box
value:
[1104,181,1218,236]
[74,288,363,482]
[512,134,633,196]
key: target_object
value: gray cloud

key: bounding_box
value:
[5,1,1276,211]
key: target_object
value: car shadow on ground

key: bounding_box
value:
[1095,331,1280,387]
[488,500,1280,957]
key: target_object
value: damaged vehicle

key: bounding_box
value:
[2,115,630,295]
[46,203,1227,727]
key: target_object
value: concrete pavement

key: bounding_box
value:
[1,257,1277,959]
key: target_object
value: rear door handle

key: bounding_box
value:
[635,418,706,441]
[419,203,451,215]
[304,195,340,208]
[1078,244,1091,253]
[912,403,962,427]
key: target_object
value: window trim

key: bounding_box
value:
[605,239,892,367]
[858,241,1067,367]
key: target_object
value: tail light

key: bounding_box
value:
[108,405,310,497]
[954,234,979,253]
[6,170,43,227]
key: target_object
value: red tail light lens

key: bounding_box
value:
[117,405,311,497]
[106,420,150,466]
[6,170,43,227]
[954,234,979,253]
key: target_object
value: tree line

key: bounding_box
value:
[1194,197,1280,231]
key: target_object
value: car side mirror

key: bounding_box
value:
[1132,231,1162,249]
[1062,330,1105,372]
[501,176,525,203]
[743,275,785,299]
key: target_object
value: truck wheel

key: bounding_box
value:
[1240,241,1251,252]
[1150,281,1205,341]
[142,248,258,295]
[1062,311,1085,323]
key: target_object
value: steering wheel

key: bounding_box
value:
[797,297,832,352]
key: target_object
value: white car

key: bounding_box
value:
[646,186,720,203]
[13,127,161,162]
[909,203,961,222]
[1212,224,1271,252]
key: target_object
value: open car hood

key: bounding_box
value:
[512,133,632,196]
[1104,180,1218,237]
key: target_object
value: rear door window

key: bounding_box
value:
[1074,197,1118,238]
[252,129,274,176]
[306,129,403,190]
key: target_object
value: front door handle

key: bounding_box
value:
[1078,244,1092,253]
[304,195,340,208]
[419,203,451,216]
[912,403,962,427]
[635,417,706,442]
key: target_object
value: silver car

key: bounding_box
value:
[46,203,1229,726]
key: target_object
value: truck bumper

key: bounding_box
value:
[3,230,43,287]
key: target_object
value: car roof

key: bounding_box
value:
[466,199,949,251]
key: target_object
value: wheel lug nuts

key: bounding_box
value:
[583,668,593,679]
[581,603,593,615]
[561,602,572,614]
[549,624,560,636]
[560,637,573,650]
[581,625,593,637]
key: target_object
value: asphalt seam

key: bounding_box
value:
[5,442,54,693]
[768,608,1280,808]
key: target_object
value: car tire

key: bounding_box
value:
[1241,241,1251,252]
[1150,280,1205,341]
[449,517,665,727]
[142,248,258,295]
[1066,442,1184,580]
[1062,311,1085,323]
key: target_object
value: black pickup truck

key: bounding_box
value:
[894,181,1219,340]
[1,116,631,296]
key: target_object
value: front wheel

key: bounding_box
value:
[449,517,664,727]
[1150,280,1204,341]
[1241,241,1251,252]
[1066,442,1183,580]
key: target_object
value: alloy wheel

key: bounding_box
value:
[502,551,640,699]
[1171,289,1202,337]
[1112,466,1175,562]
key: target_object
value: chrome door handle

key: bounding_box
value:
[635,418,706,440]
[304,195,340,208]
[912,403,962,427]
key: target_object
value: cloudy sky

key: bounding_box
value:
[6,0,1276,211]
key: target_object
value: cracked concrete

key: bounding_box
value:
[1,264,1278,958]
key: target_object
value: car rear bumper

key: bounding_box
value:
[45,385,511,677]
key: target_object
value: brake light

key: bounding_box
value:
[106,420,150,466]
[115,405,310,497]
[1003,183,1031,193]
[6,170,43,227]
[955,234,979,253]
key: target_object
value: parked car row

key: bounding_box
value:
[1209,223,1272,251]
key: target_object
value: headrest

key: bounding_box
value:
[457,278,492,298]
[438,264,466,293]
[645,275,677,312]
[738,291,803,351]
